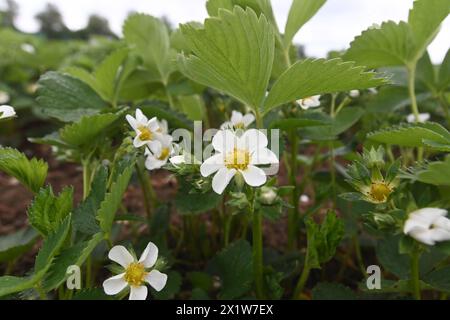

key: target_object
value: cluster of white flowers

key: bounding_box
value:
[126,108,174,171]
[103,242,168,300]
[404,208,450,246]
[0,105,16,120]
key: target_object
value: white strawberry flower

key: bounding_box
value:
[406,113,430,123]
[144,134,174,170]
[221,110,255,130]
[297,95,321,110]
[126,108,162,148]
[103,242,168,300]
[0,105,16,120]
[0,91,10,104]
[403,208,450,246]
[200,129,279,194]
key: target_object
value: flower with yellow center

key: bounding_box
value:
[200,129,279,194]
[220,110,255,130]
[103,242,168,300]
[144,134,174,171]
[126,108,162,148]
[297,95,321,110]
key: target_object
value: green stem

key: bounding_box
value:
[407,64,423,162]
[288,130,299,250]
[135,161,155,222]
[353,236,366,276]
[251,189,264,299]
[410,248,421,300]
[36,283,48,300]
[293,262,310,300]
[438,94,450,128]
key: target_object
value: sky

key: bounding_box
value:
[1,0,449,63]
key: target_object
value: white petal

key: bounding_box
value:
[108,245,135,268]
[230,111,243,125]
[212,167,236,194]
[433,216,450,230]
[239,129,268,152]
[138,242,158,268]
[241,165,266,187]
[145,155,166,170]
[0,105,16,119]
[170,155,185,165]
[212,130,237,153]
[242,113,255,127]
[404,219,428,235]
[250,148,279,165]
[148,140,162,155]
[133,136,148,148]
[135,108,148,123]
[408,229,436,246]
[145,270,168,292]
[126,114,138,130]
[200,154,224,177]
[129,285,148,300]
[220,121,233,130]
[430,228,450,243]
[148,117,160,131]
[103,273,128,295]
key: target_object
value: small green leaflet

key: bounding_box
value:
[0,147,48,193]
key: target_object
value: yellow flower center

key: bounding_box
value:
[234,122,245,129]
[124,262,147,287]
[369,182,392,203]
[158,147,170,161]
[224,148,251,171]
[138,126,153,141]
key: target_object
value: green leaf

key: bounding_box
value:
[178,7,275,109]
[123,13,173,82]
[178,95,205,121]
[263,59,387,113]
[59,113,118,149]
[0,227,38,263]
[72,288,112,300]
[175,180,222,215]
[415,156,450,186]
[0,216,71,297]
[423,266,450,292]
[66,48,129,103]
[376,235,409,279]
[305,211,344,269]
[344,21,414,68]
[73,166,108,235]
[268,117,328,130]
[312,282,357,300]
[28,186,73,236]
[0,147,48,193]
[407,0,450,62]
[34,215,72,272]
[36,71,107,122]
[344,0,450,67]
[284,0,326,47]
[43,232,104,291]
[367,122,450,148]
[438,48,450,91]
[208,240,253,299]
[97,162,134,234]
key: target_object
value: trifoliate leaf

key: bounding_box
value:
[263,59,387,113]
[0,147,48,193]
[28,186,73,236]
[284,0,326,47]
[36,71,107,122]
[178,7,275,109]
